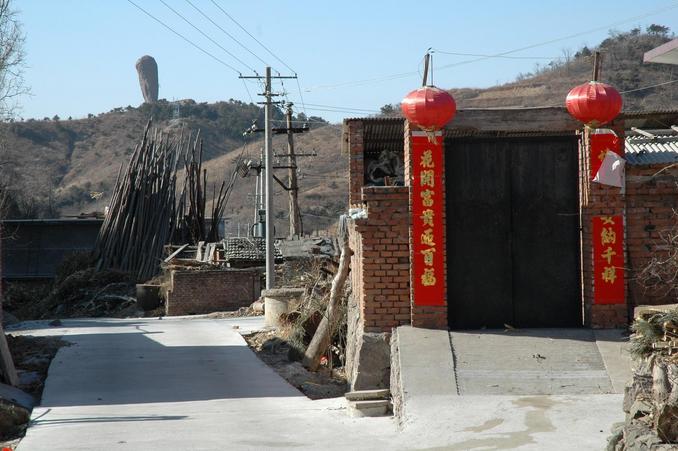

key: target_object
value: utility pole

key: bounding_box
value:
[251,104,311,238]
[592,51,603,82]
[240,67,297,290]
[286,103,303,237]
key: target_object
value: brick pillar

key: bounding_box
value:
[405,121,448,329]
[581,122,629,328]
[352,187,412,332]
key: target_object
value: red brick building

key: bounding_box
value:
[344,108,678,381]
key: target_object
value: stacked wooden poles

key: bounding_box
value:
[172,131,233,245]
[95,121,180,281]
[96,122,239,281]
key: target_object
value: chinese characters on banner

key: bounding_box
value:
[592,215,624,304]
[589,129,623,181]
[411,132,445,306]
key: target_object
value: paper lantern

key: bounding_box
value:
[566,81,622,127]
[401,86,456,130]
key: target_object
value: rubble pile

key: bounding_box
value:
[608,305,678,450]
[13,268,138,320]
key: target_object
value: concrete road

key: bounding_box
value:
[450,328,630,395]
[394,326,630,450]
[12,318,632,450]
[13,317,401,451]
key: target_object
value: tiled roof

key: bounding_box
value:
[626,131,678,166]
[222,237,282,262]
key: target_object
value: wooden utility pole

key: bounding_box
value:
[422,52,431,86]
[240,68,297,290]
[592,51,603,82]
[286,104,303,237]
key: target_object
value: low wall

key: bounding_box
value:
[166,269,261,316]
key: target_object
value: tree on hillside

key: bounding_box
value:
[647,24,670,37]
[0,0,28,219]
[0,0,25,120]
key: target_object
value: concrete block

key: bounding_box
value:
[347,399,390,418]
[351,332,391,391]
[262,288,305,328]
[344,389,390,401]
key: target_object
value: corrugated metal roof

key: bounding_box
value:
[626,132,678,165]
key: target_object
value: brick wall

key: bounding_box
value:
[349,186,411,333]
[580,125,678,327]
[625,164,678,307]
[166,269,261,316]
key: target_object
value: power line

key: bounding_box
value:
[306,1,678,91]
[295,77,308,118]
[433,49,567,60]
[304,102,379,113]
[620,78,678,94]
[302,106,379,114]
[209,0,296,73]
[184,0,270,68]
[241,78,255,104]
[126,0,242,74]
[159,0,256,73]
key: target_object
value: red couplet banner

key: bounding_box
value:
[589,129,622,180]
[411,132,445,306]
[592,215,624,304]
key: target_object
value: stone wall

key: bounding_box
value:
[166,269,260,316]
[608,308,678,449]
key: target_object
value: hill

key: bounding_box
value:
[4,26,678,236]
[452,27,677,110]
[0,100,344,234]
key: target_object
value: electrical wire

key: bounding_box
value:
[303,103,379,113]
[184,0,270,68]
[433,49,567,60]
[302,106,379,114]
[159,0,257,73]
[209,0,296,73]
[620,78,678,94]
[126,0,243,74]
[241,78,255,104]
[295,77,308,118]
[306,1,678,91]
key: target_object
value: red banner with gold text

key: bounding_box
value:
[411,132,445,306]
[593,215,624,304]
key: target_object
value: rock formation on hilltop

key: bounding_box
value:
[135,55,158,103]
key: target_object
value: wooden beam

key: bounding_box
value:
[0,324,18,387]
[164,243,189,263]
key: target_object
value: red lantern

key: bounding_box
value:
[401,86,456,130]
[566,81,622,127]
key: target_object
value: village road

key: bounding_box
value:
[12,317,402,451]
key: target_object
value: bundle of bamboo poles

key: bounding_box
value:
[172,131,233,244]
[94,122,180,281]
[95,122,237,281]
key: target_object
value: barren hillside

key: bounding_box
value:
[450,29,676,110]
[4,26,677,234]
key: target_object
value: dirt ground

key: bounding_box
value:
[244,330,347,400]
[0,333,68,449]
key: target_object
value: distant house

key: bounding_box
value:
[644,38,678,64]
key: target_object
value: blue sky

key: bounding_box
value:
[17,0,678,122]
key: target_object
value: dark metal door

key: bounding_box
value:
[445,135,580,329]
